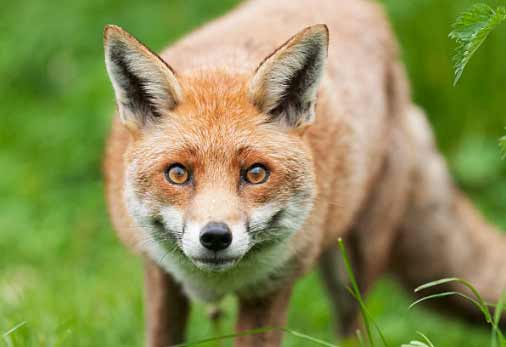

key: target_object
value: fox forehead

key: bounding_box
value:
[128,69,309,163]
[177,69,257,121]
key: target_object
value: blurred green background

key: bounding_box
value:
[1,0,505,346]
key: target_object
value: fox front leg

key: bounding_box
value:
[144,259,190,347]
[234,285,293,347]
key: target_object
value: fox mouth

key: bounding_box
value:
[191,256,240,271]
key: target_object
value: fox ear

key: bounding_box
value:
[249,24,328,128]
[104,25,182,130]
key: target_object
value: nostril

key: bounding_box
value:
[199,222,232,251]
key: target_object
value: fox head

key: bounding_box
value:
[104,24,328,272]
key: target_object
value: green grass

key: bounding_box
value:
[1,0,505,346]
[137,240,506,347]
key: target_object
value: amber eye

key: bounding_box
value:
[165,164,190,185]
[244,164,269,185]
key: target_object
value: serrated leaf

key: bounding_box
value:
[449,4,506,85]
[500,131,506,159]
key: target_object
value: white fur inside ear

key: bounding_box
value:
[249,25,328,128]
[104,27,182,127]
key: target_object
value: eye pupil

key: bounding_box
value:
[165,164,190,185]
[174,168,184,176]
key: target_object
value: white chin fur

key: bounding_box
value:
[192,258,239,272]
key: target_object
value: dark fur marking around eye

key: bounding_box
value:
[109,41,163,121]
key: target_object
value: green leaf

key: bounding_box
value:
[500,131,506,159]
[449,4,506,85]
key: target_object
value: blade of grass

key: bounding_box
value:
[338,238,389,347]
[338,238,374,347]
[492,291,506,347]
[414,278,493,322]
[401,341,430,347]
[169,327,341,347]
[409,291,481,310]
[357,330,366,347]
[347,289,389,347]
[2,321,27,339]
[416,331,435,347]
[414,277,506,344]
[169,327,278,347]
[2,321,27,347]
[283,328,340,347]
[414,278,461,292]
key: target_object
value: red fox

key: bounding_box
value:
[103,0,506,346]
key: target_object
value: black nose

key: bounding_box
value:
[199,222,232,251]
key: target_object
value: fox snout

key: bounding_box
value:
[182,218,250,272]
